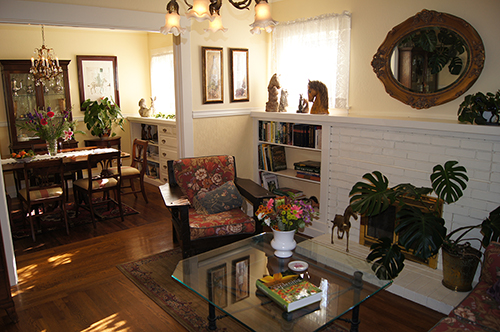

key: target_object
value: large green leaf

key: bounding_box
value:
[395,206,446,260]
[430,161,468,204]
[349,171,395,216]
[367,238,405,280]
[481,206,500,248]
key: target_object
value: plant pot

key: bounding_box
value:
[271,229,296,258]
[442,244,482,292]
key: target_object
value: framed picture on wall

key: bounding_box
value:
[207,263,227,308]
[77,55,120,109]
[229,48,249,102]
[202,47,223,104]
[232,256,250,302]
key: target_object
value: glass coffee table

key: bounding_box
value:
[172,233,392,332]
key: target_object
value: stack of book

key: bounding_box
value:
[273,187,307,199]
[294,160,320,181]
[258,144,287,172]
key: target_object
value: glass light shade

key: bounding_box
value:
[186,0,213,22]
[205,14,228,33]
[160,12,185,36]
[249,1,277,34]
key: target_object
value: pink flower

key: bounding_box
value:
[63,130,73,141]
[266,198,274,209]
[290,205,303,217]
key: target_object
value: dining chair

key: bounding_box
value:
[109,139,148,203]
[18,158,68,241]
[72,151,124,228]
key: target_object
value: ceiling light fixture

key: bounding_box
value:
[160,0,277,35]
[30,25,62,86]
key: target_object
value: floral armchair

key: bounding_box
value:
[160,155,275,258]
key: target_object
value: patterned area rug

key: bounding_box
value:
[117,249,349,332]
[11,200,139,239]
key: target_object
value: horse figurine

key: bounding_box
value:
[330,205,358,252]
[308,80,329,114]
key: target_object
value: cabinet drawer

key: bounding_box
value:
[159,125,176,136]
[159,135,176,148]
[160,147,178,160]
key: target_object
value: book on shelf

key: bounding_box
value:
[261,172,279,192]
[273,187,306,199]
[296,171,321,181]
[270,145,287,171]
[255,273,323,312]
[294,160,321,174]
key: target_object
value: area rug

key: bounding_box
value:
[11,200,139,239]
[117,248,349,332]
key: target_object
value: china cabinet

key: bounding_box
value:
[0,59,74,151]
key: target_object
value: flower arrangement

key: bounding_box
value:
[17,107,78,141]
[256,196,317,232]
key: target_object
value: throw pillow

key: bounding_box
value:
[193,181,243,215]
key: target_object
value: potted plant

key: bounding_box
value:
[82,97,125,137]
[349,160,500,290]
[458,90,500,125]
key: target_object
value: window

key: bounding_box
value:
[150,52,175,115]
[271,12,351,110]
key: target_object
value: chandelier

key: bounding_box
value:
[30,25,62,86]
[160,0,277,36]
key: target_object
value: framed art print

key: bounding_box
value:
[77,55,120,108]
[207,263,227,308]
[232,256,250,302]
[202,47,223,104]
[229,48,249,102]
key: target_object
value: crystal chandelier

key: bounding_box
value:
[160,0,277,35]
[30,25,62,86]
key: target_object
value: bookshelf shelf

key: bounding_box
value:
[258,168,321,184]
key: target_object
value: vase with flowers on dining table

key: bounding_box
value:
[256,195,318,258]
[16,106,82,156]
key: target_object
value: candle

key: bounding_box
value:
[56,57,59,67]
[31,57,34,66]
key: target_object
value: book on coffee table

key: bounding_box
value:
[255,273,323,312]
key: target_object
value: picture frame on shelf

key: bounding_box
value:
[232,256,250,302]
[229,48,249,102]
[207,263,228,308]
[202,47,223,104]
[77,55,120,109]
[261,172,279,192]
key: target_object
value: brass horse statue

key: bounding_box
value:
[330,205,358,252]
[308,80,329,114]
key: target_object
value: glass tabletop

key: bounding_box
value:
[172,233,392,331]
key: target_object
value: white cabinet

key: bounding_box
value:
[128,117,178,186]
[251,113,329,237]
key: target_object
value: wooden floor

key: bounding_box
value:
[0,182,445,331]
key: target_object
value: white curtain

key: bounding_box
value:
[271,11,351,110]
[151,52,175,115]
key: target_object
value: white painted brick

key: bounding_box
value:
[360,130,385,140]
[467,180,490,192]
[471,189,500,204]
[460,139,493,151]
[476,151,493,161]
[490,172,500,183]
[404,133,432,144]
[395,141,427,152]
[490,184,500,194]
[471,170,491,181]
[459,197,488,211]
[493,152,500,163]
[444,148,476,159]
[459,158,492,172]
[491,163,500,172]
[431,137,460,148]
[383,132,406,142]
[382,148,408,159]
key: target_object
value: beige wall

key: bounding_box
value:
[0,24,153,158]
[270,0,500,121]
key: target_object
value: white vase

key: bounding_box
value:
[271,229,297,258]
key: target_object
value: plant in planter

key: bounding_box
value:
[349,160,500,289]
[82,97,125,137]
[458,90,500,125]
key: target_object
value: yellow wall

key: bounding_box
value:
[270,0,500,120]
[0,24,153,157]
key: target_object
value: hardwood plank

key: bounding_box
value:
[0,182,445,331]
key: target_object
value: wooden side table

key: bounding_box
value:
[84,136,121,151]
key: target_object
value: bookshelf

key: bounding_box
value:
[252,113,329,237]
[128,117,177,186]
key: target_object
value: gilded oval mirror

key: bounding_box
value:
[371,9,485,109]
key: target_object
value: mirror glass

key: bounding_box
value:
[372,10,484,109]
[391,28,468,94]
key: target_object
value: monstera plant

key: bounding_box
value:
[349,160,500,282]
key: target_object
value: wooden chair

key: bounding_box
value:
[160,155,275,258]
[72,151,123,228]
[18,159,68,241]
[110,139,148,203]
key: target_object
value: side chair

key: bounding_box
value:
[18,158,69,241]
[110,139,148,203]
[160,155,275,259]
[73,151,124,228]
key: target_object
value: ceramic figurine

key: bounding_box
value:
[297,94,309,113]
[278,89,288,112]
[265,73,281,112]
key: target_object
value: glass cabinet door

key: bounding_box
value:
[11,72,39,142]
